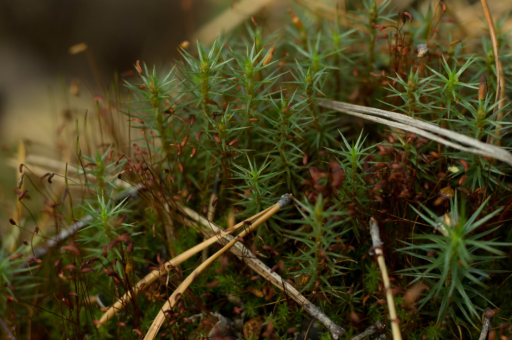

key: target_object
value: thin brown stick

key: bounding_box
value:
[478,308,496,340]
[180,204,346,339]
[143,194,292,340]
[480,0,506,145]
[370,218,402,340]
[20,186,140,268]
[350,320,385,340]
[318,100,512,166]
[426,1,443,47]
[0,316,17,340]
[97,204,274,326]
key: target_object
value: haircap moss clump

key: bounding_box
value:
[2,1,512,339]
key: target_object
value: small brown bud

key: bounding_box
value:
[263,45,275,66]
[287,9,303,30]
[179,41,190,49]
[135,60,142,74]
[479,77,486,101]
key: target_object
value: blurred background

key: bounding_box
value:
[0,0,511,148]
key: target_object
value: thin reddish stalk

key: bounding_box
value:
[480,0,506,144]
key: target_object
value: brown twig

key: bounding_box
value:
[180,203,346,340]
[0,316,17,340]
[370,218,402,340]
[350,320,385,340]
[426,0,443,48]
[478,308,496,340]
[20,186,140,268]
[480,0,506,145]
[143,194,293,340]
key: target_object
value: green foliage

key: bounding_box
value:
[398,196,510,327]
[3,1,512,339]
[287,195,350,292]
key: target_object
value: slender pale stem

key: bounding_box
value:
[480,0,506,145]
[370,218,402,340]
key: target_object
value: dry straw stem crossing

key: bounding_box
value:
[180,202,346,340]
[369,218,402,340]
[97,204,274,326]
[318,100,512,166]
[143,194,293,340]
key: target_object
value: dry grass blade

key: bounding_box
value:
[7,154,128,189]
[480,0,506,144]
[97,204,274,326]
[180,205,346,339]
[143,194,292,340]
[318,100,512,166]
[370,218,402,340]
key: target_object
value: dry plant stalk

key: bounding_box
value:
[0,315,16,340]
[180,205,346,339]
[21,186,141,267]
[7,155,125,189]
[480,0,506,144]
[478,308,496,340]
[318,100,512,166]
[143,194,293,340]
[6,141,26,253]
[97,204,274,325]
[202,173,220,262]
[350,320,385,340]
[370,218,402,340]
